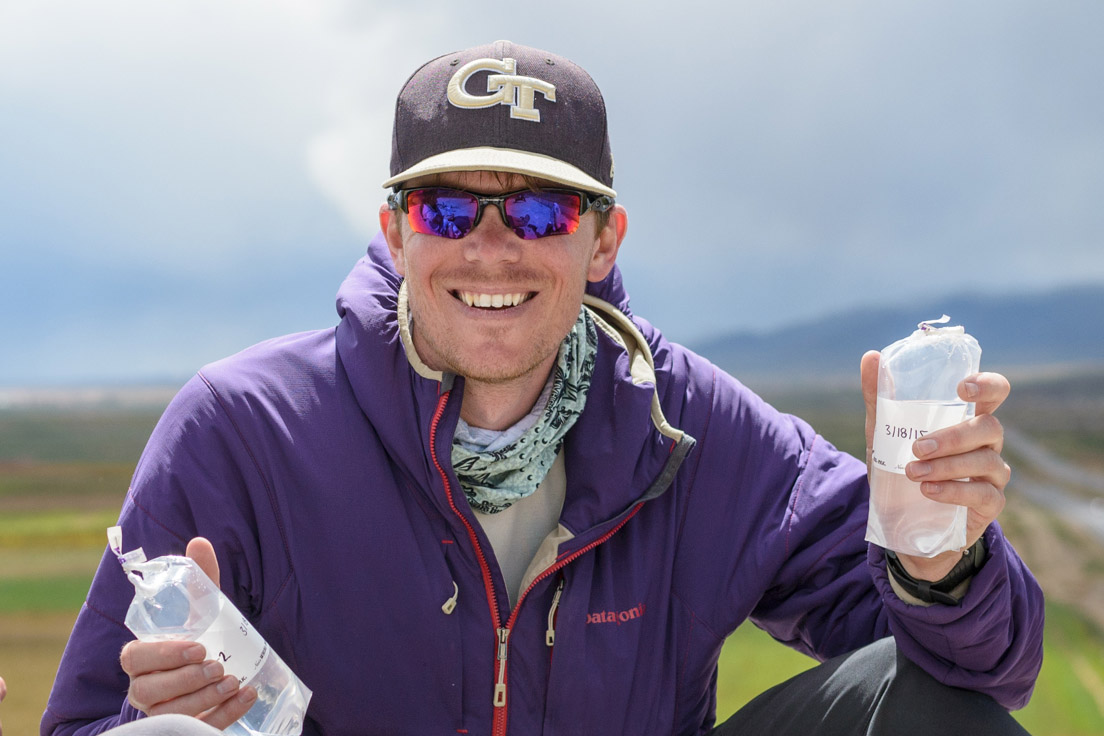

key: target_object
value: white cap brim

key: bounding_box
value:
[383,146,616,198]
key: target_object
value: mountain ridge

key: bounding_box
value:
[691,283,1104,386]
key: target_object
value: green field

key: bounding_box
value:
[2,380,1103,734]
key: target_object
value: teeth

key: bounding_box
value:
[458,291,530,309]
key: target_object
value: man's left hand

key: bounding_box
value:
[861,350,1012,582]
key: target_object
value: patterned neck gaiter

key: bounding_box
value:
[451,307,597,514]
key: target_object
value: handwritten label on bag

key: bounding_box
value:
[872,398,970,474]
[194,602,269,684]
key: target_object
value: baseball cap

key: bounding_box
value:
[383,40,616,198]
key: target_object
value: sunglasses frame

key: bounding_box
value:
[387,186,615,240]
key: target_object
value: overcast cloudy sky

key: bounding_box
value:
[2,0,1101,385]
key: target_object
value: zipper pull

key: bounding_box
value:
[493,627,510,707]
[546,577,565,646]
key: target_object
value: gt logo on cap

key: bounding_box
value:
[446,57,556,122]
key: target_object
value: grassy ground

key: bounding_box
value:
[0,407,151,734]
[999,369,1104,473]
[0,610,82,735]
[2,379,1103,734]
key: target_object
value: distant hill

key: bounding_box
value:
[692,283,1104,385]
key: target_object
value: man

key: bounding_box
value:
[44,41,1042,735]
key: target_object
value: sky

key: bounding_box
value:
[1,0,1102,385]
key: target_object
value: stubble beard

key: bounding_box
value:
[416,316,568,387]
[407,264,588,387]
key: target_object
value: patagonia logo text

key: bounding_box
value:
[586,602,646,625]
[446,57,556,122]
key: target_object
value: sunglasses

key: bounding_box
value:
[387,186,614,241]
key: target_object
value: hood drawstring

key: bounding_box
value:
[546,577,565,646]
[442,580,459,615]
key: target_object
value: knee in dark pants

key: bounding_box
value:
[871,641,1029,736]
[712,637,1029,736]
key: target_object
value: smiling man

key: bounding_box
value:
[381,171,622,431]
[44,42,1042,735]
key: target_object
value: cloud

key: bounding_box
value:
[0,0,364,270]
[2,0,1102,383]
[593,1,1104,339]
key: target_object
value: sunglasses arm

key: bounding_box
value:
[386,190,407,213]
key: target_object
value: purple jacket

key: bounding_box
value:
[43,235,1043,736]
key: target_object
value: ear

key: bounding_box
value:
[379,203,407,277]
[587,204,628,283]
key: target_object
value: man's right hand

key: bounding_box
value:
[118,537,257,726]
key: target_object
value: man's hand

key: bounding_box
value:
[862,351,1012,582]
[119,538,257,725]
[1,673,7,736]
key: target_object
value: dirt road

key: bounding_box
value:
[1004,425,1104,545]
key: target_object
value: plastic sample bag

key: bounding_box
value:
[108,527,312,736]
[866,316,981,557]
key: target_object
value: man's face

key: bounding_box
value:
[381,171,622,387]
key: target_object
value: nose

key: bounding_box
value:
[462,205,523,264]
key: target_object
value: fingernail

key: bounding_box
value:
[914,439,938,457]
[217,676,239,695]
[963,381,979,399]
[238,686,258,704]
[909,462,931,478]
[183,644,206,663]
[925,482,944,495]
[203,661,223,680]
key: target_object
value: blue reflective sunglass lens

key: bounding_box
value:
[405,188,478,239]
[503,191,581,240]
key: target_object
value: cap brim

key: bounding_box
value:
[383,146,616,198]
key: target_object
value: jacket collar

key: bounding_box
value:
[335,233,695,534]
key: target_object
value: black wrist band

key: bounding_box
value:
[885,537,987,605]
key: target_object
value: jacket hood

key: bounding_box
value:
[334,233,693,537]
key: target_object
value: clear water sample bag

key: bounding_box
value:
[108,527,312,736]
[866,316,981,557]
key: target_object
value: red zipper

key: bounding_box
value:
[492,503,646,736]
[430,390,502,628]
[430,389,647,736]
[511,501,644,625]
[429,392,509,734]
